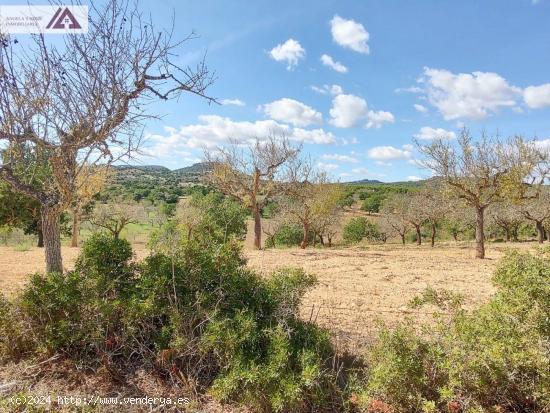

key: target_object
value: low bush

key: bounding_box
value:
[343,217,385,244]
[265,222,305,248]
[2,232,341,412]
[357,249,550,412]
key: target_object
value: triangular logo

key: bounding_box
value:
[46,7,82,29]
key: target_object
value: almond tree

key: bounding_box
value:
[380,196,410,245]
[519,189,550,243]
[0,0,214,272]
[419,183,450,247]
[205,135,298,249]
[488,201,523,242]
[418,130,548,258]
[89,201,146,240]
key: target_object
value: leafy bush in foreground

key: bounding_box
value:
[1,233,340,412]
[358,249,550,412]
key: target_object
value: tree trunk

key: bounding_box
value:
[327,236,332,247]
[253,206,262,249]
[475,207,485,259]
[430,223,436,247]
[536,221,544,244]
[70,205,80,248]
[319,235,325,246]
[452,232,458,242]
[415,225,421,246]
[300,222,309,249]
[37,227,44,248]
[505,228,510,242]
[312,232,317,247]
[401,233,406,245]
[42,205,63,273]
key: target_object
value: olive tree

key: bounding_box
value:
[0,0,214,272]
[418,130,548,258]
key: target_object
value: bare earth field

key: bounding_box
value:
[0,241,537,352]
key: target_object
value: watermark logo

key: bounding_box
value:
[0,5,88,34]
[46,7,83,30]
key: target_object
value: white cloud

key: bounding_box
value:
[330,15,370,54]
[311,84,344,95]
[395,86,423,94]
[351,167,385,178]
[220,98,245,106]
[414,126,456,140]
[407,176,422,181]
[414,103,428,113]
[269,38,305,70]
[533,138,550,152]
[524,84,550,108]
[321,153,359,163]
[317,162,339,171]
[366,110,395,129]
[320,54,348,73]
[145,115,336,154]
[367,145,413,160]
[292,128,336,144]
[422,67,521,120]
[261,98,322,127]
[329,94,368,128]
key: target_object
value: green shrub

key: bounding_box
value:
[358,249,550,412]
[343,217,367,244]
[3,231,340,412]
[343,217,384,244]
[266,222,304,248]
[361,193,385,214]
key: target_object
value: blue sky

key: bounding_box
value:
[7,0,550,181]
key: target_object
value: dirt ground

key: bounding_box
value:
[0,240,538,351]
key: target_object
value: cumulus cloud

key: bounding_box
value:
[395,86,423,94]
[330,15,370,54]
[261,98,322,127]
[524,84,550,108]
[320,54,348,73]
[414,103,428,113]
[311,84,344,95]
[269,38,305,70]
[220,98,245,106]
[329,94,368,128]
[407,176,422,181]
[421,67,521,120]
[367,144,413,160]
[321,153,359,163]
[414,126,456,140]
[366,110,395,129]
[145,115,336,155]
[317,162,339,171]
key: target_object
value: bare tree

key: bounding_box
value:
[279,159,342,249]
[519,189,550,243]
[380,205,410,245]
[488,201,523,242]
[418,183,450,247]
[89,202,146,240]
[0,0,214,272]
[417,129,548,258]
[205,135,298,249]
[383,192,430,246]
